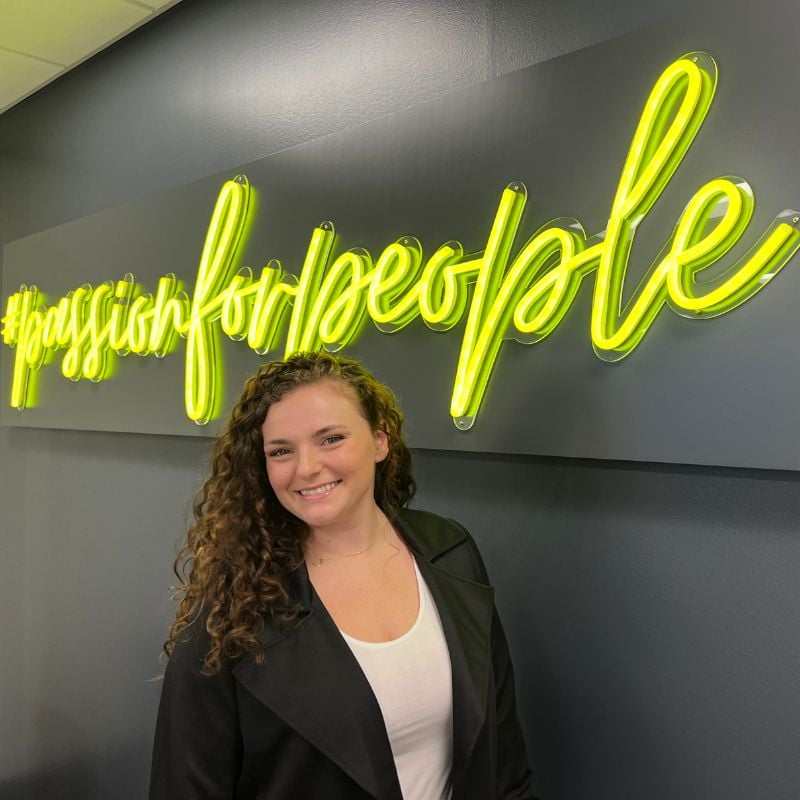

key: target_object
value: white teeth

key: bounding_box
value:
[299,481,338,497]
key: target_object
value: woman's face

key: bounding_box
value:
[261,380,389,535]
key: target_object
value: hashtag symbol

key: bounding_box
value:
[1,293,22,345]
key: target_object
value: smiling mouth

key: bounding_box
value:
[297,480,341,497]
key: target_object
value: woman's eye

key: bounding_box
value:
[322,434,345,446]
[267,448,290,458]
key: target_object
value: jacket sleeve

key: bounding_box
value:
[149,625,243,800]
[460,523,538,800]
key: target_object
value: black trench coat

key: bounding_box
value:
[149,509,536,799]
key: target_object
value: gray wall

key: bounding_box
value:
[1,1,799,798]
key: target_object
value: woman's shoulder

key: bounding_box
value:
[396,507,467,539]
[395,507,490,584]
[165,614,217,672]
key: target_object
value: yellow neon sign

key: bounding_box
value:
[3,53,800,429]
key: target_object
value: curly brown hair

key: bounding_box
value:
[165,352,416,674]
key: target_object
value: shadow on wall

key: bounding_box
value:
[0,766,92,800]
[0,705,148,800]
[0,705,91,800]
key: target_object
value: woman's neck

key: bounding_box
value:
[305,507,388,560]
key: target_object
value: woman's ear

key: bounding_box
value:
[374,428,389,463]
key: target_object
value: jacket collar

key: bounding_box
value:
[232,509,494,800]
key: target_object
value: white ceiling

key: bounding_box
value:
[0,0,183,114]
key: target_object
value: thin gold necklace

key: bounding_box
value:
[306,519,386,567]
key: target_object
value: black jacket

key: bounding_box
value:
[150,509,535,799]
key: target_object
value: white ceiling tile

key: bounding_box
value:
[0,48,62,111]
[0,0,182,113]
[0,0,151,65]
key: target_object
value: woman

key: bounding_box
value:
[150,352,535,800]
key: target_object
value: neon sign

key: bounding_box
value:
[3,52,800,429]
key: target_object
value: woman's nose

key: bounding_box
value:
[296,446,321,478]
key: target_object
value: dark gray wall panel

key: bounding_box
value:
[2,1,798,799]
[414,452,800,798]
[7,12,800,472]
[0,426,207,798]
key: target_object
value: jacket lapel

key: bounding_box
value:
[395,512,495,790]
[232,567,403,800]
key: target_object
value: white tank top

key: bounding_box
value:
[340,560,454,800]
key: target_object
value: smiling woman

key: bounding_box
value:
[150,352,536,800]
[261,381,390,540]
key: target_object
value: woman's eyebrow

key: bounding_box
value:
[313,424,347,437]
[265,424,347,446]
